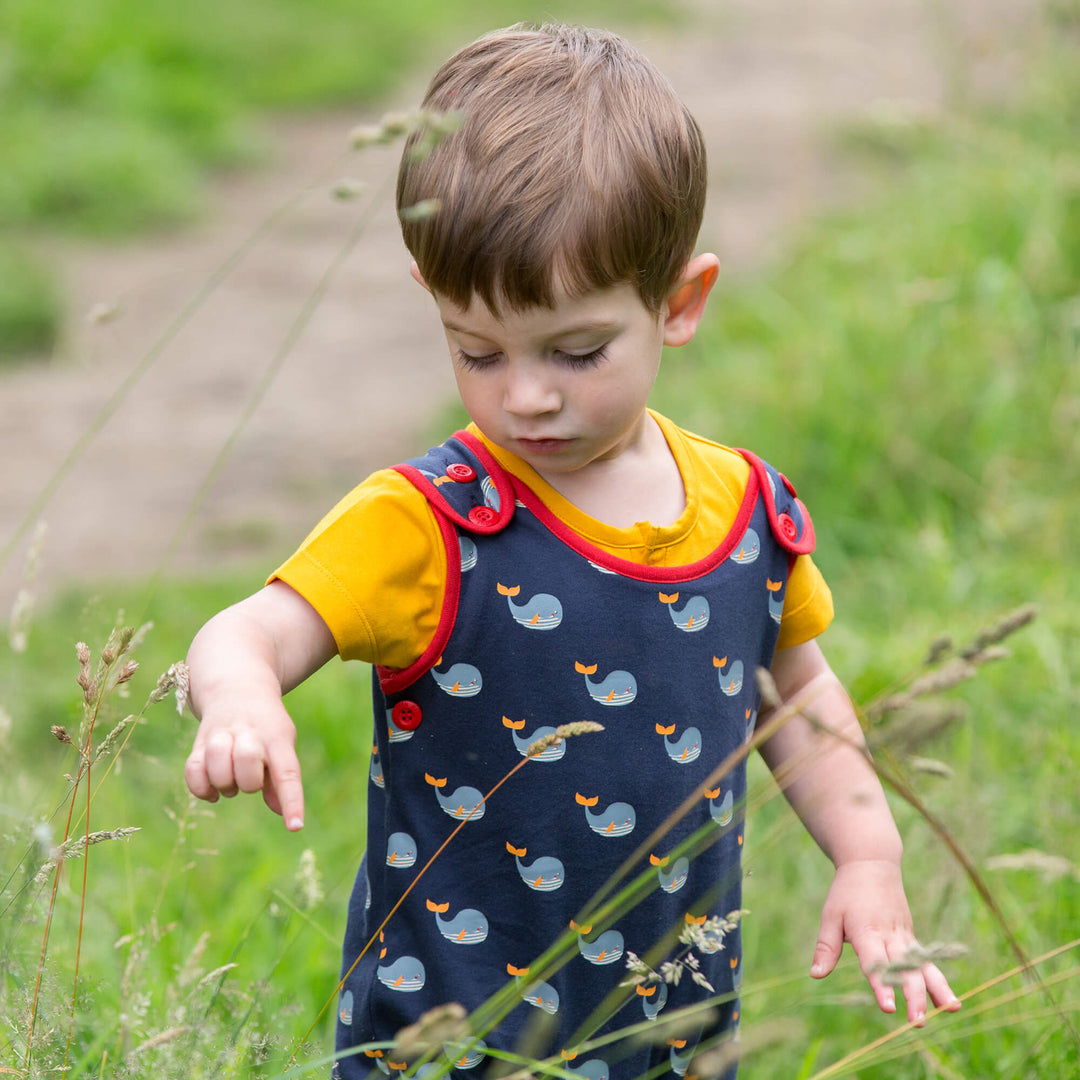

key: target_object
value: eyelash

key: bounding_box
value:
[455,346,609,372]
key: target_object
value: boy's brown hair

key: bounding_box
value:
[397,23,707,315]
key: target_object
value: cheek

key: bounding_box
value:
[454,372,500,425]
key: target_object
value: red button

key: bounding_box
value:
[391,700,423,730]
[777,512,798,541]
[446,463,476,482]
[468,505,498,526]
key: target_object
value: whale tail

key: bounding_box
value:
[426,899,450,913]
[686,913,707,926]
[502,715,527,730]
[712,655,727,668]
[766,577,784,592]
[658,591,680,604]
[704,786,721,799]
[637,984,656,998]
[650,853,668,866]
[425,773,447,789]
[575,793,599,807]
[506,842,527,857]
[655,722,676,735]
[569,919,592,934]
[562,1050,578,1062]
[575,661,598,675]
[507,963,529,978]
[497,583,521,597]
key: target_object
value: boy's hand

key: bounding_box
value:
[183,581,337,833]
[810,859,962,1025]
[185,698,305,830]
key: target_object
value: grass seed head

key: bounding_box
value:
[295,848,324,910]
[391,1002,467,1061]
[960,603,1037,659]
[527,721,604,757]
[149,661,190,714]
[754,666,782,710]
[132,1026,194,1055]
[876,941,969,985]
[332,178,368,201]
[867,702,967,755]
[985,848,1080,882]
[399,198,442,223]
[87,301,122,324]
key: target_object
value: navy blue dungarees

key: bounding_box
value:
[334,431,815,1080]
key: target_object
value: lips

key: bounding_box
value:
[517,437,572,455]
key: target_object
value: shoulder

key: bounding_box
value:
[271,467,447,665]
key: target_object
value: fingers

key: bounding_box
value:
[893,958,963,1026]
[923,962,962,1013]
[266,740,305,831]
[810,904,844,979]
[184,717,304,831]
[184,743,220,803]
[851,935,897,1015]
[896,964,926,1025]
[851,936,961,1025]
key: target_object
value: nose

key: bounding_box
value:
[501,358,561,417]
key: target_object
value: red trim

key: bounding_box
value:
[455,430,517,517]
[509,468,762,584]
[737,449,816,555]
[377,492,463,695]
[391,431,515,536]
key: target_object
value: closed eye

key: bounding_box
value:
[555,345,608,369]
[456,348,501,371]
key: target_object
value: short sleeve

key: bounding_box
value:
[775,552,833,650]
[270,469,446,669]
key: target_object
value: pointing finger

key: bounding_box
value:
[266,741,305,831]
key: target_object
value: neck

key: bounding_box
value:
[535,414,686,529]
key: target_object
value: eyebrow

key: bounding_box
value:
[440,318,620,339]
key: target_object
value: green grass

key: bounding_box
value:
[4,5,1080,1078]
[0,0,665,360]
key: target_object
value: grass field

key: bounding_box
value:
[3,4,1079,1078]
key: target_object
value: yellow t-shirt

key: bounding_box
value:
[273,412,833,669]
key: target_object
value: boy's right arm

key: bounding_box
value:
[184,580,338,831]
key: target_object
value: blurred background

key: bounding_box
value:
[2,0,1078,1076]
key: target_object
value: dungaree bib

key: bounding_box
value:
[335,431,814,1080]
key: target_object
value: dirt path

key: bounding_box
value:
[0,0,1037,611]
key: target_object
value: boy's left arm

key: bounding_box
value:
[759,639,962,1026]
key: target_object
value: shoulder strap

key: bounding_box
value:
[393,430,515,534]
[378,431,513,696]
[737,449,816,555]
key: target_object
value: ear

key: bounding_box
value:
[663,253,720,347]
[409,260,432,293]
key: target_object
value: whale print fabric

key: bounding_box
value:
[335,433,813,1080]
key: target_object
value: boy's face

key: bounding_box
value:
[422,276,667,482]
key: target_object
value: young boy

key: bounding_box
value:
[184,23,960,1079]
